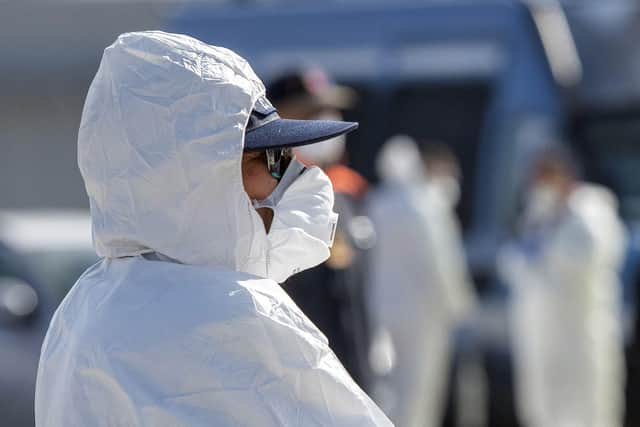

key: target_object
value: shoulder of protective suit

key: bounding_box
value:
[560,184,625,259]
[50,257,332,374]
[569,183,618,212]
[39,257,391,427]
[568,184,621,232]
[94,257,328,344]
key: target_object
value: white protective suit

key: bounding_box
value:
[366,138,475,427]
[35,31,392,427]
[500,184,626,427]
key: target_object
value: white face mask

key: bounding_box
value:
[249,158,339,283]
[524,184,563,225]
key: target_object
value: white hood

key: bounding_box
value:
[79,31,268,273]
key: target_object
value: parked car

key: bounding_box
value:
[0,210,95,427]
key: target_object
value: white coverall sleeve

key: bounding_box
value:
[535,204,624,426]
[545,218,597,283]
[543,211,625,299]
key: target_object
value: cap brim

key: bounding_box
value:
[244,118,358,151]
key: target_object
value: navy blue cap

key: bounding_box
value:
[244,96,358,151]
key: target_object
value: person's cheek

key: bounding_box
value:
[242,159,278,200]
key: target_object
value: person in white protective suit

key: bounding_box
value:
[498,146,626,427]
[365,136,475,427]
[35,31,392,427]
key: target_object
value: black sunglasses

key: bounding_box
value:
[265,147,293,180]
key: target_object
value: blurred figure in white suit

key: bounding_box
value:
[366,135,476,427]
[499,146,626,427]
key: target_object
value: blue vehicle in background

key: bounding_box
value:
[170,1,640,425]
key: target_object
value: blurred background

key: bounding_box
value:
[2,0,640,426]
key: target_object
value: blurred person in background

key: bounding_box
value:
[498,145,626,427]
[268,69,374,385]
[420,142,463,208]
[366,135,476,427]
[35,32,393,427]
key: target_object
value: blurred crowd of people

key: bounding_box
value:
[271,67,628,427]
